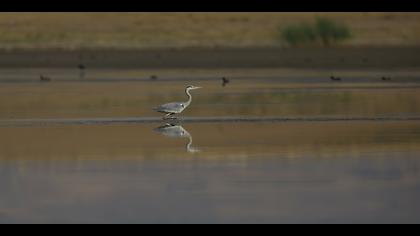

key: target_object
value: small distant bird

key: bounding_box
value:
[381,76,392,81]
[78,64,86,79]
[222,77,230,87]
[78,64,86,70]
[150,75,158,81]
[330,76,342,81]
[153,85,202,120]
[40,75,51,82]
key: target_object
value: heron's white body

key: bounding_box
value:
[154,102,187,114]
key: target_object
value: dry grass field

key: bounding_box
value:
[0,12,419,49]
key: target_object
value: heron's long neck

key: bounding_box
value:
[185,88,192,106]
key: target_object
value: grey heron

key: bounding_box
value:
[153,123,200,153]
[153,85,202,120]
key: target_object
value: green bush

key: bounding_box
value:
[279,18,352,47]
[281,23,317,46]
[315,17,351,46]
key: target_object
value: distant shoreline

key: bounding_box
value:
[1,46,419,69]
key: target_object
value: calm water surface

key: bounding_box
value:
[0,77,420,223]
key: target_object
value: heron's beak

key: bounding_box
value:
[195,86,202,89]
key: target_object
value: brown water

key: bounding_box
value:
[1,76,420,223]
[2,81,420,119]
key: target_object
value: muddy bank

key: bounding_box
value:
[1,46,419,69]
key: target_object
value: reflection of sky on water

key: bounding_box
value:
[0,155,419,223]
[0,121,419,223]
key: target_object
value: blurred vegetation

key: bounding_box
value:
[315,18,352,46]
[280,18,352,47]
[0,13,419,49]
[281,23,317,46]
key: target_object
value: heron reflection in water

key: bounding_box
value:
[153,123,200,153]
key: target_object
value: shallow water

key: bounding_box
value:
[1,79,420,119]
[1,76,420,223]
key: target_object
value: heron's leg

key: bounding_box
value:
[168,113,178,120]
[163,113,177,120]
[167,113,178,120]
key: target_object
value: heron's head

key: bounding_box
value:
[186,85,202,90]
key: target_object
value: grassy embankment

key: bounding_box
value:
[0,12,419,49]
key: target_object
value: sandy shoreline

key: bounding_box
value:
[1,46,419,69]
